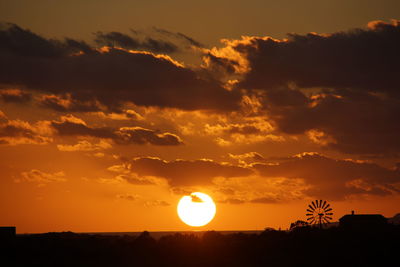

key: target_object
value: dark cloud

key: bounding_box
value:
[207,20,400,155]
[0,23,241,112]
[220,20,400,93]
[127,157,253,186]
[253,152,400,200]
[228,152,266,163]
[0,89,31,103]
[202,52,240,78]
[51,115,183,146]
[0,23,95,57]
[190,194,204,202]
[116,127,183,146]
[153,27,204,48]
[0,117,51,145]
[94,31,178,53]
[39,94,101,112]
[51,116,114,139]
[262,88,400,155]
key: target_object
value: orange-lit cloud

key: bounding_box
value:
[17,169,66,186]
[121,156,253,187]
[57,140,112,152]
[0,115,52,145]
[253,152,400,200]
[0,89,31,103]
[51,115,183,146]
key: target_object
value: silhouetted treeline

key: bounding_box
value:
[2,225,400,267]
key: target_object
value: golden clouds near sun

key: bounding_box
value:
[177,192,216,227]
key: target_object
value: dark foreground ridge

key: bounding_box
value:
[2,225,400,267]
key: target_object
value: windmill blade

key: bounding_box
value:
[312,201,317,209]
[322,218,330,224]
[322,200,327,209]
[306,213,313,216]
[307,209,314,213]
[324,204,330,210]
[326,216,332,220]
[325,208,333,212]
[319,200,323,208]
[325,213,333,215]
[309,218,316,224]
[307,217,314,221]
[308,205,315,211]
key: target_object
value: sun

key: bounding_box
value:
[177,192,216,227]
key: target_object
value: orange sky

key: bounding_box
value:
[1,0,400,233]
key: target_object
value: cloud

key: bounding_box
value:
[263,89,400,155]
[107,163,156,185]
[116,193,139,201]
[0,22,95,57]
[39,94,101,112]
[214,174,307,205]
[204,119,283,146]
[0,116,52,145]
[253,152,400,200]
[117,174,156,185]
[126,157,253,186]
[0,89,31,103]
[144,200,170,207]
[0,23,241,112]
[94,110,144,121]
[210,20,400,92]
[115,193,169,207]
[228,152,266,165]
[57,140,112,152]
[108,152,399,203]
[51,115,183,146]
[51,115,115,139]
[0,110,6,120]
[94,31,178,53]
[206,20,400,155]
[116,127,183,146]
[17,169,66,186]
[153,27,204,48]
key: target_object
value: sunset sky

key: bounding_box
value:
[1,0,400,233]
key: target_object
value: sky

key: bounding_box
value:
[1,0,400,233]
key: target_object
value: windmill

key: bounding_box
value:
[306,200,333,228]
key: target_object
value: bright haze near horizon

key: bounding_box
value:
[0,0,400,233]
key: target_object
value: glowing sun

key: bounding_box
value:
[177,192,216,227]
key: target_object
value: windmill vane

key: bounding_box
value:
[306,200,333,228]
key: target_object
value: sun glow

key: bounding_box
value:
[177,192,216,227]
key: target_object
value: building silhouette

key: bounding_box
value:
[339,211,387,230]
